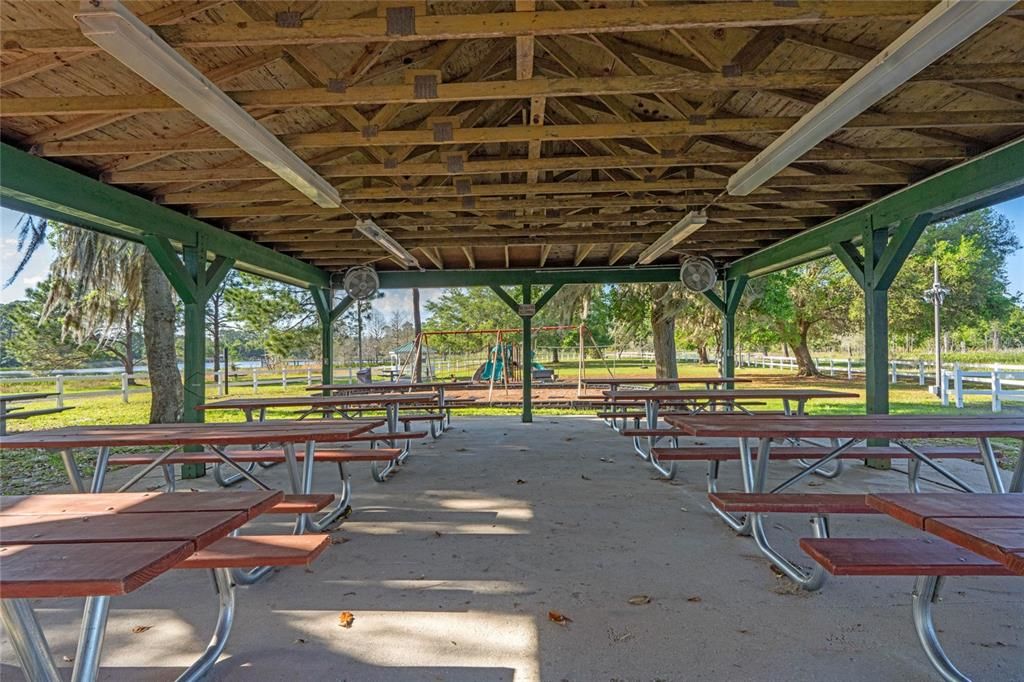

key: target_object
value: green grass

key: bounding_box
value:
[2,364,1019,495]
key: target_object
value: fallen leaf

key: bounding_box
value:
[338,612,355,628]
[564,437,574,442]
[62,656,74,663]
[627,595,651,605]
[131,625,152,634]
[580,474,591,481]
[769,565,786,578]
[330,535,350,545]
[687,596,702,603]
[548,610,572,626]
[516,479,526,484]
[294,638,306,644]
[434,530,443,537]
[807,480,825,487]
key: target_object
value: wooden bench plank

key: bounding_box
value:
[177,534,330,569]
[2,406,75,420]
[0,541,195,598]
[268,494,335,514]
[867,493,1024,528]
[107,448,404,466]
[342,431,428,441]
[0,511,247,550]
[926,517,1024,559]
[799,537,1013,576]
[708,493,878,514]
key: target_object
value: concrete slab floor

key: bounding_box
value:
[2,416,1021,681]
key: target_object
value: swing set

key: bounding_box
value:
[393,324,613,401]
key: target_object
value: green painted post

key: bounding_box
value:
[721,277,748,387]
[522,284,533,424]
[181,243,207,479]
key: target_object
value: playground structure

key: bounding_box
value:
[392,324,610,402]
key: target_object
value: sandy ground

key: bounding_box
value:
[2,415,1021,681]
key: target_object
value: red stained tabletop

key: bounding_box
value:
[665,414,1024,439]
[611,388,858,401]
[0,419,382,449]
[583,377,751,386]
[0,491,282,518]
[197,392,438,411]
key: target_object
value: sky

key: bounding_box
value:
[3,198,1024,313]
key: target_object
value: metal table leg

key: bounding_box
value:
[1011,441,1023,493]
[911,575,970,682]
[177,568,235,682]
[977,437,1006,493]
[0,599,62,682]
[70,596,110,682]
[61,449,86,493]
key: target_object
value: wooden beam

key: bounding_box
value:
[0,3,942,53]
[103,145,971,184]
[195,188,881,218]
[608,242,634,265]
[157,172,910,205]
[539,244,552,267]
[33,110,1020,156]
[575,244,594,265]
[462,246,475,269]
[419,246,444,269]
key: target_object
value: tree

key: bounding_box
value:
[5,216,183,422]
[41,224,144,382]
[611,284,690,378]
[224,273,319,366]
[424,288,521,353]
[3,281,103,370]
[746,260,855,376]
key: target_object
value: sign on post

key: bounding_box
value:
[518,303,536,317]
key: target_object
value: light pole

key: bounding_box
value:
[922,260,948,394]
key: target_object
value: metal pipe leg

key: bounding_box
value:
[177,568,235,682]
[0,599,62,682]
[911,576,970,682]
[162,464,177,492]
[1011,442,1024,493]
[908,456,923,493]
[796,438,844,479]
[308,462,352,532]
[977,438,1006,494]
[89,447,111,493]
[706,460,748,533]
[750,512,829,591]
[71,596,111,682]
[213,459,258,487]
[61,449,86,492]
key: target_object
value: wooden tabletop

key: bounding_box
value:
[197,392,439,411]
[665,414,1024,439]
[582,377,751,386]
[307,381,473,392]
[0,419,383,450]
[0,490,281,598]
[867,493,1024,576]
[607,388,859,401]
[0,392,58,403]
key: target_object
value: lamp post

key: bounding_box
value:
[922,260,948,394]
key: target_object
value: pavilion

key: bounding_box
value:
[1,0,1023,431]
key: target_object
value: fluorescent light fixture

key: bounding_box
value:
[726,0,1014,197]
[74,0,341,209]
[635,211,707,265]
[355,218,420,269]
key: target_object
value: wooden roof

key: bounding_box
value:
[2,1,1024,273]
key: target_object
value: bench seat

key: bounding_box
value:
[650,445,980,461]
[709,492,877,514]
[399,414,445,422]
[799,537,1013,577]
[2,406,75,420]
[107,448,404,466]
[178,534,330,569]
[340,430,428,442]
[267,493,335,514]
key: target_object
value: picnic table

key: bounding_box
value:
[609,388,858,477]
[584,377,751,430]
[306,381,474,433]
[0,421,383,533]
[0,490,309,682]
[0,391,69,435]
[668,414,1021,589]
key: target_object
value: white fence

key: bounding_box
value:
[740,353,1024,412]
[940,364,1024,412]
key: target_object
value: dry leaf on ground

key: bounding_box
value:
[131,625,152,634]
[548,610,572,625]
[687,596,703,603]
[338,611,355,628]
[627,595,651,605]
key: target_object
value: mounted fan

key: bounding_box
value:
[342,266,380,301]
[679,256,718,293]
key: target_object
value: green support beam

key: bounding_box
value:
[311,288,354,392]
[382,266,680,289]
[727,137,1024,280]
[490,283,563,423]
[703,277,748,386]
[521,284,533,424]
[144,236,234,478]
[0,143,328,289]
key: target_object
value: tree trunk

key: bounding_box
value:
[551,347,559,363]
[412,288,422,382]
[650,284,678,380]
[211,296,221,375]
[142,252,183,423]
[696,344,709,365]
[792,339,819,377]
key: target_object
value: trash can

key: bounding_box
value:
[356,368,372,384]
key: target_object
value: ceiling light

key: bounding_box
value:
[726,0,1014,196]
[635,211,707,265]
[74,0,341,208]
[355,219,420,269]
